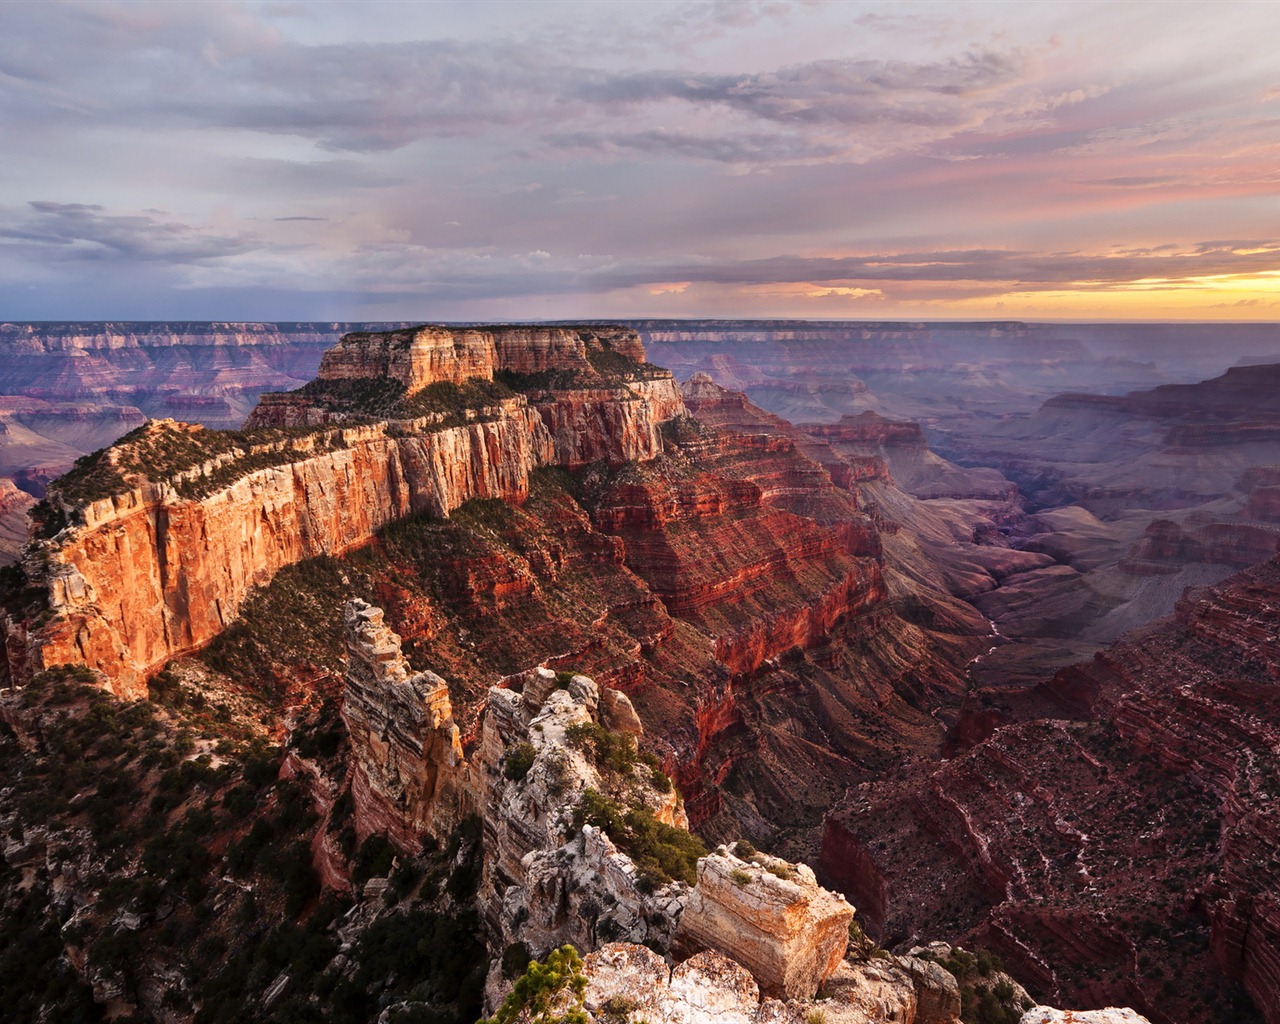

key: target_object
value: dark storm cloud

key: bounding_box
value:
[0,202,265,263]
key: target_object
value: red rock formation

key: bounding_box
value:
[804,412,928,449]
[820,557,1280,1024]
[3,325,687,695]
[341,599,469,851]
[589,376,887,678]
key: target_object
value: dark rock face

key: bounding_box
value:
[820,557,1280,1024]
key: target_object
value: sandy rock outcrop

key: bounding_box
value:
[341,599,469,851]
[1020,1009,1151,1024]
[675,847,855,999]
[582,942,961,1024]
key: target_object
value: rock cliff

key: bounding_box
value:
[341,599,468,851]
[1,325,684,695]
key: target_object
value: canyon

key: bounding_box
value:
[819,555,1280,1024]
[3,319,1279,1024]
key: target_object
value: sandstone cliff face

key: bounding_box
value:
[538,387,665,469]
[5,325,688,694]
[341,599,468,851]
[7,411,555,696]
[675,847,854,999]
[316,323,646,391]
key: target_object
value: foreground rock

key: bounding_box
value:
[582,942,962,1024]
[676,846,854,999]
[1021,1009,1151,1024]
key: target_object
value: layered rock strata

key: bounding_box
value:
[675,847,854,999]
[819,556,1280,1024]
[341,599,468,851]
[2,325,684,695]
[309,323,647,391]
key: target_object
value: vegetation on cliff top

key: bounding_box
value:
[573,788,705,888]
[493,352,669,397]
[29,374,521,532]
[286,375,517,422]
[32,420,348,532]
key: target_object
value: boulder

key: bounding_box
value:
[675,848,854,999]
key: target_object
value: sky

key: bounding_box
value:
[2,0,1280,322]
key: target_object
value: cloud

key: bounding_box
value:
[2,3,1280,320]
[0,5,1061,163]
[0,201,266,263]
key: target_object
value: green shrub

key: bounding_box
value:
[504,742,537,782]
[573,788,706,887]
[484,945,589,1024]
[564,723,640,777]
